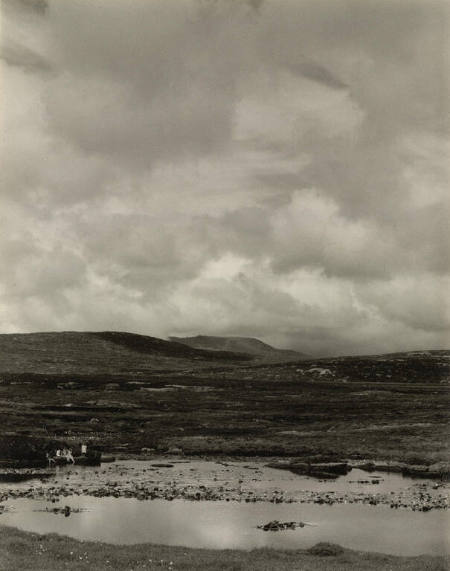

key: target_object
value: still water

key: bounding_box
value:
[1,495,449,555]
[0,461,448,555]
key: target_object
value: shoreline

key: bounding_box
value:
[1,457,448,512]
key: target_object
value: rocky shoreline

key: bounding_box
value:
[0,468,54,482]
[1,481,447,511]
[0,459,448,512]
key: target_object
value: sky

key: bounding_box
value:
[0,0,449,356]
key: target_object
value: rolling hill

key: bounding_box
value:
[169,335,308,363]
[0,331,254,377]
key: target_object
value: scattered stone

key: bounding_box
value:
[257,520,314,531]
[0,469,53,482]
[0,460,447,512]
[33,505,88,517]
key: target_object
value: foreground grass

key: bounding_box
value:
[0,526,448,571]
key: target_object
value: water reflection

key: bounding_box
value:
[1,496,448,555]
[1,461,448,556]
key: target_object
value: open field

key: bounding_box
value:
[0,333,448,465]
[0,525,448,571]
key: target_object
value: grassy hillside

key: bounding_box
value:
[170,335,308,362]
[0,331,253,377]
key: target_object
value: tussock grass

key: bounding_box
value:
[0,525,448,571]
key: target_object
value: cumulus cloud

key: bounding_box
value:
[0,0,448,355]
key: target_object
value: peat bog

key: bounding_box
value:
[0,333,448,466]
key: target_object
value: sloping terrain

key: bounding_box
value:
[169,335,308,362]
[0,331,448,464]
[0,331,253,377]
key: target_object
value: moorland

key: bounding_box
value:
[0,331,449,570]
[0,331,448,467]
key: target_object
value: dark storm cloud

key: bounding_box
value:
[0,0,448,355]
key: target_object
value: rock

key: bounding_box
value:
[257,520,310,531]
[151,463,174,468]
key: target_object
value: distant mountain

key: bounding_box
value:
[0,331,254,377]
[169,335,308,363]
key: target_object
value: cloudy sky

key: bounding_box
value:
[1,0,449,356]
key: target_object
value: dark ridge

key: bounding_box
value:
[89,331,253,362]
[170,334,308,362]
[0,331,255,377]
